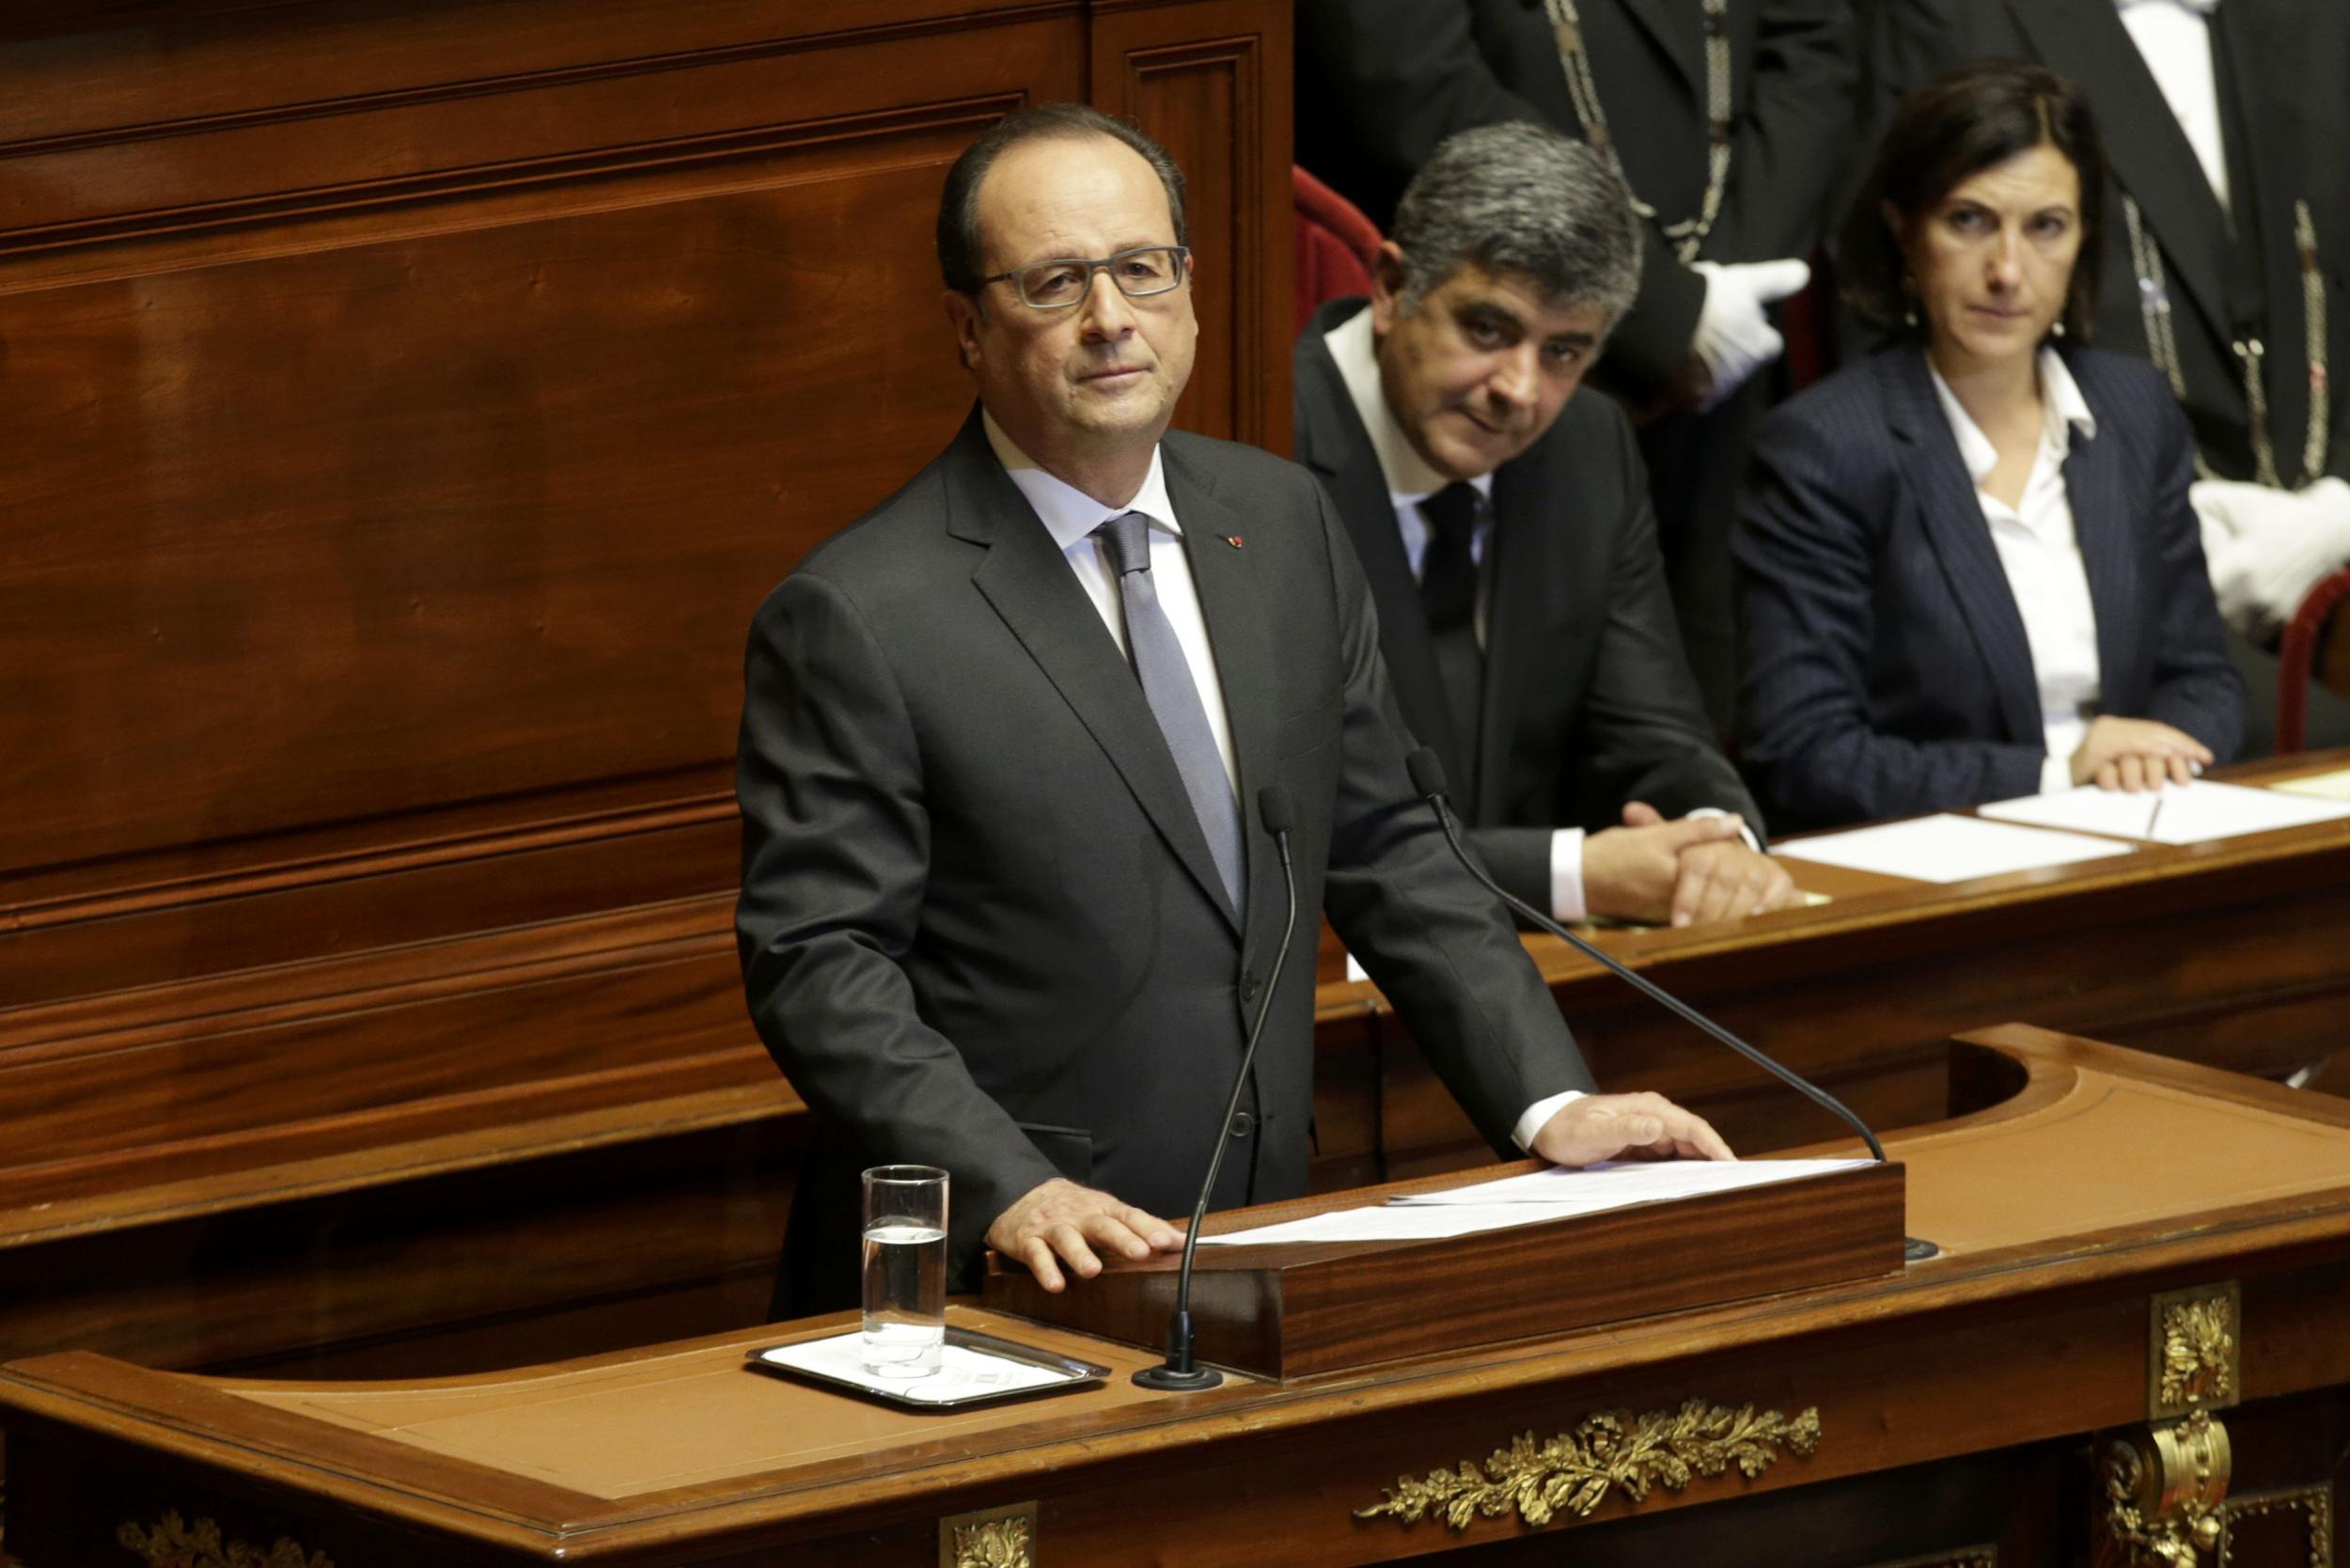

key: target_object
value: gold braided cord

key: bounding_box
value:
[2123,193,2329,490]
[1543,0,1731,265]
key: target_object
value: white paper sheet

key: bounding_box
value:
[1979,779,2350,843]
[1194,1157,1870,1247]
[757,1332,1072,1403]
[2265,767,2350,803]
[1388,1157,1868,1206]
[1772,813,2136,883]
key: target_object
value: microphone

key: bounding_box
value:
[1134,783,1302,1391]
[1402,747,1892,1166]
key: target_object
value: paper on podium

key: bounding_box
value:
[1193,1157,1870,1247]
[1773,812,2135,883]
[1979,779,2350,843]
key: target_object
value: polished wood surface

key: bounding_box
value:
[983,1159,1905,1379]
[4,1027,2348,1565]
[0,0,1295,1384]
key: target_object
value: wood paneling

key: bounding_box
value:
[0,0,1295,1386]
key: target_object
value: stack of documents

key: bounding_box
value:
[1979,779,2350,844]
[1194,1157,1868,1247]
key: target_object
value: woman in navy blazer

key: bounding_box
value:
[1736,63,2243,830]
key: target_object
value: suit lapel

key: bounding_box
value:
[947,414,1241,935]
[1613,0,1703,98]
[1165,444,1275,944]
[2011,0,2229,335]
[1881,352,2044,747]
[2058,370,2143,715]
[1292,321,1474,797]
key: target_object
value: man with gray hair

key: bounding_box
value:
[1296,123,1796,928]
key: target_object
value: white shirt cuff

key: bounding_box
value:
[1548,827,1588,923]
[1686,805,1761,853]
[2039,753,2075,795]
[1512,1089,1589,1152]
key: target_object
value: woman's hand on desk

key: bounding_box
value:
[2068,716,2212,792]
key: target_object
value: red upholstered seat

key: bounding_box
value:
[1293,165,1383,335]
[2277,565,2350,754]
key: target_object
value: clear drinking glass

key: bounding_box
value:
[861,1164,948,1377]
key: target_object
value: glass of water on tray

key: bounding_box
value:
[861,1165,948,1377]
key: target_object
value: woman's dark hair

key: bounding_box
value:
[935,104,1187,296]
[1839,61,2106,340]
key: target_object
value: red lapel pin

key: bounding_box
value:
[1224,535,1244,549]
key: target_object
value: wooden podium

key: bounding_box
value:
[983,1158,1907,1380]
[7,1025,2350,1567]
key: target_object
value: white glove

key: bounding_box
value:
[2189,476,2350,639]
[1688,259,1810,410]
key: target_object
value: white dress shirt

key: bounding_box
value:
[983,412,1241,801]
[985,405,1581,1152]
[1927,348,2104,794]
[2116,0,2230,212]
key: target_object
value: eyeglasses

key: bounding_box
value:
[982,245,1191,310]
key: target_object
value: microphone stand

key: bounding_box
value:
[1403,749,1936,1261]
[1134,787,1300,1390]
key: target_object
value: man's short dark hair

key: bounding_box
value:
[936,104,1189,295]
[1840,60,2107,338]
[1387,122,1641,325]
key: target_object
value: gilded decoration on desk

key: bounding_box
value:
[939,1501,1036,1568]
[2150,1282,2240,1419]
[117,1511,335,1568]
[1355,1399,1821,1531]
[2098,1410,2232,1567]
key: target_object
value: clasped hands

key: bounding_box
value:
[986,1094,1733,1294]
[1584,802,1801,928]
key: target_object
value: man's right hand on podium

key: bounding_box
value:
[986,1177,1184,1293]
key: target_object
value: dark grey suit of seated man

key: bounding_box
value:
[1295,123,1799,932]
[734,106,1735,1316]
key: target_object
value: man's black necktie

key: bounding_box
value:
[1417,481,1484,805]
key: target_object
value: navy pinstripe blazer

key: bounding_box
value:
[1734,342,2244,829]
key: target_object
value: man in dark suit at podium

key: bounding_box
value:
[1296,124,1799,931]
[736,105,1731,1314]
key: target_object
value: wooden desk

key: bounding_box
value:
[5,1027,2347,1566]
[1321,752,2350,1185]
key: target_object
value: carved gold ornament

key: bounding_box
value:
[2099,1410,2232,1567]
[939,1502,1036,1568]
[2152,1284,2239,1419]
[118,1511,335,1568]
[1355,1398,1821,1531]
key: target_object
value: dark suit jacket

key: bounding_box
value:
[1735,343,2245,828]
[1295,0,1856,400]
[1292,300,1762,908]
[737,410,1597,1309]
[1868,0,2349,485]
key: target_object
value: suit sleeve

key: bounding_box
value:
[735,571,1061,1269]
[1735,406,2047,823]
[1308,478,1600,1145]
[2138,391,2248,757]
[1567,406,1764,829]
[1707,0,1859,264]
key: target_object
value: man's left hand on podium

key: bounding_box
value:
[1529,1091,1735,1167]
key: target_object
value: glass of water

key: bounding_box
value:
[861,1164,948,1377]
